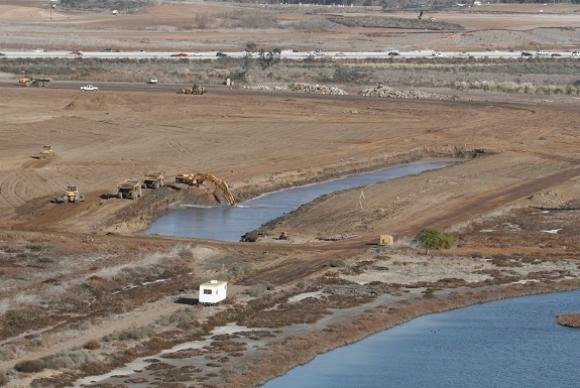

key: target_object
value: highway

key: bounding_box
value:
[1,49,579,60]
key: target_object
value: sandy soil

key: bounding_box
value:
[5,87,577,234]
[0,2,579,50]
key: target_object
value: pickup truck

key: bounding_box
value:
[80,84,98,92]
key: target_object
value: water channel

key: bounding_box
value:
[264,290,580,388]
[145,161,449,241]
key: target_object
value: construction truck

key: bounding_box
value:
[117,179,143,200]
[61,184,83,203]
[32,144,55,159]
[18,77,51,87]
[176,172,195,185]
[176,172,236,206]
[177,84,206,95]
[39,144,55,159]
[142,172,165,189]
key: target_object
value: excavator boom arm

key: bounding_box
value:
[193,173,236,206]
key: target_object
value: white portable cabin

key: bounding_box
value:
[199,280,227,304]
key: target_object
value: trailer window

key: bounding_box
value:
[203,289,212,295]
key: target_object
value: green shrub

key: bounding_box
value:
[416,228,454,250]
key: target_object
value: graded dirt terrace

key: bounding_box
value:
[5,86,579,235]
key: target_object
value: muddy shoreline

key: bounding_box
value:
[556,313,580,328]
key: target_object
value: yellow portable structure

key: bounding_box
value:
[379,234,394,247]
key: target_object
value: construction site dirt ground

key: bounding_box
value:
[1,1,580,51]
[1,80,580,386]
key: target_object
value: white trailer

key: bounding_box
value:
[199,280,227,304]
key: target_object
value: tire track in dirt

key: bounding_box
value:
[394,165,580,236]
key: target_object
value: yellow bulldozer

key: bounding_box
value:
[39,144,55,159]
[32,144,56,160]
[177,84,206,95]
[18,77,51,87]
[61,184,83,203]
[175,172,236,206]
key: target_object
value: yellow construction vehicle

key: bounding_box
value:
[39,144,55,159]
[62,184,82,203]
[117,179,143,200]
[176,172,236,206]
[18,77,51,87]
[192,173,236,206]
[142,172,165,189]
[175,172,195,185]
[177,84,206,95]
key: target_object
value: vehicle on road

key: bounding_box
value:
[216,51,227,58]
[551,53,562,57]
[572,51,580,57]
[521,51,533,57]
[80,84,98,92]
[388,51,400,57]
[147,78,159,84]
[18,77,50,87]
[177,84,206,95]
[432,51,442,57]
[171,52,188,58]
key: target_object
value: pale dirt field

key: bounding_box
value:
[0,1,579,50]
[2,87,579,236]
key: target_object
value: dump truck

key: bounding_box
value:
[176,172,195,185]
[177,84,206,95]
[18,77,51,87]
[61,184,83,203]
[117,179,143,200]
[142,172,165,189]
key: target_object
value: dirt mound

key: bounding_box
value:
[64,94,129,111]
[0,5,67,21]
[359,84,454,101]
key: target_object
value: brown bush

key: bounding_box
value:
[82,339,101,350]
[14,360,45,373]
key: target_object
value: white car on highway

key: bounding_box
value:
[80,84,98,92]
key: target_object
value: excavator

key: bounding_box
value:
[176,172,236,206]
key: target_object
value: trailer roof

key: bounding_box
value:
[200,280,227,288]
